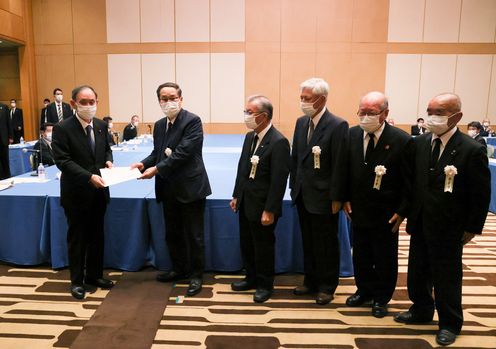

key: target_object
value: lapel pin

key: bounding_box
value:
[385,145,390,150]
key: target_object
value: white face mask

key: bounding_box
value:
[244,113,261,130]
[359,114,382,134]
[467,129,477,138]
[133,121,139,127]
[108,122,113,129]
[300,101,317,117]
[55,94,63,102]
[161,101,180,118]
[426,112,458,135]
[45,132,52,142]
[77,104,97,121]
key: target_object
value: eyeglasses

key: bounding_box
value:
[357,109,385,117]
[159,96,179,103]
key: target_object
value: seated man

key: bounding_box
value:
[103,116,116,146]
[467,121,487,151]
[33,122,55,167]
[411,117,427,135]
[480,119,495,137]
[123,115,139,141]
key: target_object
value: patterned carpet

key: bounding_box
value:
[1,215,495,349]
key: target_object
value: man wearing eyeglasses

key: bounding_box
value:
[290,78,349,305]
[343,91,413,318]
[52,85,114,299]
[131,82,211,298]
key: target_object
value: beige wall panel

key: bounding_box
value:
[245,0,280,42]
[74,54,110,118]
[418,54,457,114]
[454,55,492,121]
[8,0,22,16]
[0,78,20,100]
[459,0,496,43]
[245,51,280,123]
[351,0,389,43]
[0,52,19,78]
[388,0,425,42]
[141,53,175,123]
[210,53,244,123]
[315,52,354,121]
[488,56,496,118]
[175,0,209,42]
[107,54,142,121]
[424,0,461,42]
[0,7,24,41]
[281,0,316,43]
[176,53,210,121]
[316,0,353,43]
[38,55,75,103]
[206,123,247,134]
[106,0,140,43]
[31,0,72,45]
[211,0,244,42]
[279,52,316,129]
[73,0,107,44]
[140,0,175,43]
[385,54,422,124]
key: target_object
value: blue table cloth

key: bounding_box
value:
[8,142,35,177]
[0,135,354,277]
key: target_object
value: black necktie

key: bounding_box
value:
[365,133,375,163]
[86,125,95,154]
[250,134,259,156]
[307,119,314,145]
[430,138,441,168]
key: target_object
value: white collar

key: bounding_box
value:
[311,107,326,127]
[362,121,386,140]
[76,113,93,129]
[431,126,457,145]
[255,122,272,142]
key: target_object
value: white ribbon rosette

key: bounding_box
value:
[249,155,259,179]
[164,147,172,157]
[312,146,321,169]
[444,165,457,193]
[373,165,387,190]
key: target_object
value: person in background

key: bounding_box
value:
[40,98,51,128]
[230,95,290,303]
[0,102,13,179]
[123,115,139,141]
[480,119,495,137]
[33,122,55,167]
[467,121,487,150]
[9,99,24,144]
[103,116,116,146]
[411,117,427,136]
[46,88,73,123]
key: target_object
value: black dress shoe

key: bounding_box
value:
[436,329,457,346]
[254,288,272,303]
[231,280,256,291]
[372,302,388,318]
[316,292,333,305]
[394,311,433,324]
[85,278,114,289]
[156,271,186,283]
[293,285,316,295]
[186,279,202,297]
[346,293,372,307]
[71,285,85,300]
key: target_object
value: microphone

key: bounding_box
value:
[23,148,40,153]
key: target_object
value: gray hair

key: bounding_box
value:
[247,95,273,120]
[300,78,329,97]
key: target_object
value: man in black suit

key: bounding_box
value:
[411,117,427,136]
[290,78,349,305]
[39,98,50,128]
[0,102,13,179]
[123,115,139,141]
[394,93,490,346]
[9,99,24,143]
[102,116,116,146]
[230,95,290,303]
[33,123,55,167]
[46,88,73,124]
[480,119,494,137]
[343,92,413,318]
[131,82,211,297]
[467,121,487,150]
[52,85,114,300]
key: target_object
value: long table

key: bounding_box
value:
[0,135,354,277]
[8,142,35,177]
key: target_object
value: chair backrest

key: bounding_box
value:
[487,144,494,158]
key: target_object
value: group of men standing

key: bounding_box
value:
[50,78,489,347]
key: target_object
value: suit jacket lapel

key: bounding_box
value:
[254,126,274,158]
[436,130,461,172]
[303,112,329,160]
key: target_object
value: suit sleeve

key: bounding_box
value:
[155,116,203,178]
[52,123,93,184]
[265,137,291,215]
[289,120,299,190]
[232,134,251,198]
[329,120,349,201]
[396,137,414,217]
[465,145,491,234]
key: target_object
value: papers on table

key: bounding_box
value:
[0,180,13,191]
[100,167,141,187]
[0,177,50,190]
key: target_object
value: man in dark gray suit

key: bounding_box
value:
[394,93,490,346]
[290,78,349,305]
[230,95,290,303]
[0,102,13,179]
[132,82,211,297]
[52,85,114,300]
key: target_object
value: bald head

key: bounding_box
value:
[360,91,389,111]
[429,93,462,114]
